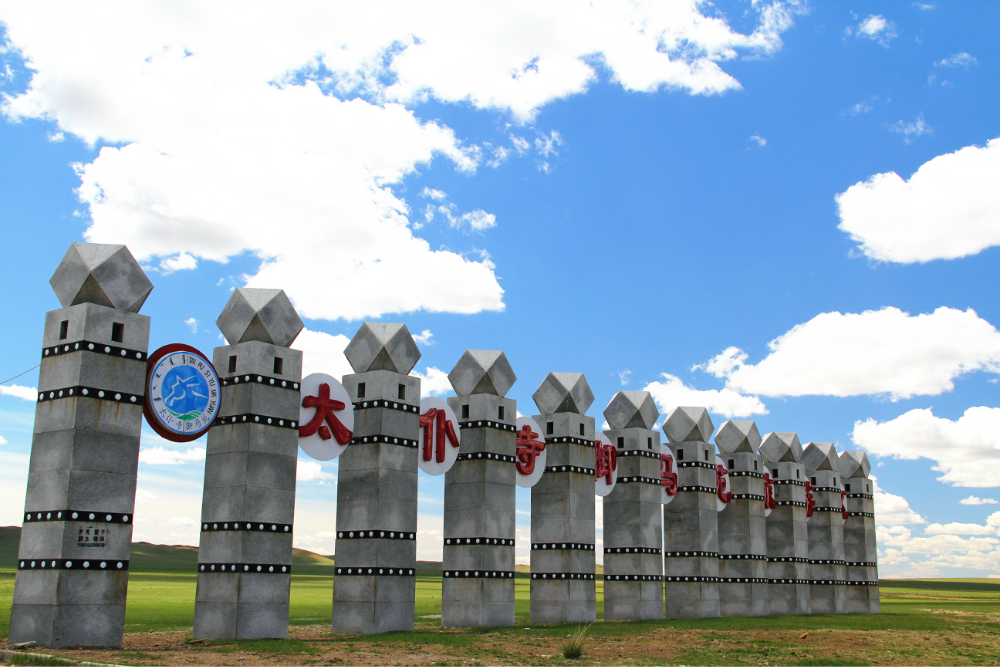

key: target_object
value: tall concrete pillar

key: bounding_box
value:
[10,243,153,648]
[332,323,422,634]
[662,407,720,619]
[840,451,880,614]
[760,432,810,615]
[715,420,768,616]
[602,391,663,620]
[802,442,847,614]
[529,373,597,624]
[442,351,517,628]
[194,289,304,639]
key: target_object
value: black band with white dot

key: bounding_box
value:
[729,493,766,501]
[532,572,595,580]
[447,537,513,546]
[617,450,661,459]
[351,434,418,447]
[200,563,290,574]
[809,559,847,565]
[677,485,717,493]
[811,579,850,585]
[353,399,420,414]
[545,436,594,447]
[336,566,415,576]
[24,510,131,524]
[543,465,596,475]
[456,452,516,463]
[214,413,297,429]
[775,500,807,507]
[604,574,663,581]
[222,375,300,392]
[813,506,847,513]
[43,341,146,362]
[340,530,416,540]
[664,551,720,558]
[769,578,812,584]
[19,559,128,571]
[719,553,767,560]
[773,479,807,486]
[604,546,660,554]
[458,420,516,432]
[729,471,765,478]
[663,575,718,582]
[848,511,875,517]
[534,543,595,551]
[811,486,843,493]
[37,386,142,404]
[845,561,878,567]
[443,570,515,578]
[202,521,292,533]
[678,461,716,469]
[846,492,874,499]
[719,577,769,583]
[767,556,810,563]
[617,475,661,485]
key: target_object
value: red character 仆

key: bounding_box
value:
[595,442,617,485]
[716,463,732,503]
[661,453,678,496]
[804,480,816,518]
[299,383,352,445]
[764,471,777,511]
[420,407,460,463]
[515,424,546,476]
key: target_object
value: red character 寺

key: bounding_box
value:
[515,424,546,476]
[804,481,816,518]
[716,463,732,503]
[595,442,617,485]
[763,471,777,511]
[299,383,352,445]
[419,407,460,463]
[661,453,678,496]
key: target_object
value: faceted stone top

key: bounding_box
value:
[662,406,715,443]
[532,372,595,415]
[839,450,872,479]
[448,350,516,396]
[217,288,304,348]
[604,391,659,430]
[715,420,762,454]
[50,243,153,313]
[802,441,839,472]
[760,432,803,464]
[344,322,421,375]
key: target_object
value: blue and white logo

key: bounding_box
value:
[147,348,220,439]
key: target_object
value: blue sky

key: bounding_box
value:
[2,1,1000,577]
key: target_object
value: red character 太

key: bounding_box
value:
[299,382,352,445]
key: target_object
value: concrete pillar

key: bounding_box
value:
[529,373,597,624]
[662,406,720,619]
[760,432,810,615]
[802,442,847,614]
[194,289,304,639]
[10,243,153,648]
[715,420,768,616]
[442,350,517,628]
[332,323,422,634]
[840,451,880,614]
[602,391,663,621]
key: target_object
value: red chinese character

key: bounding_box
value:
[764,472,776,511]
[420,407,459,463]
[299,383,352,445]
[515,424,546,476]
[716,464,732,503]
[595,442,617,485]
[841,488,849,520]
[660,453,678,496]
[804,480,816,518]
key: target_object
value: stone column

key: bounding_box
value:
[715,420,768,616]
[802,442,847,614]
[760,432,810,615]
[194,289,304,640]
[602,391,663,620]
[332,323,422,634]
[10,243,153,648]
[442,351,517,628]
[662,407,720,619]
[840,451,880,614]
[529,373,597,624]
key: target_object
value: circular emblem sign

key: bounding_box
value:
[144,344,220,442]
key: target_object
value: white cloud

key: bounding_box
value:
[849,15,897,46]
[184,317,198,333]
[0,435,7,445]
[924,522,997,536]
[836,138,1000,263]
[292,328,353,380]
[47,131,64,142]
[889,114,930,144]
[618,369,632,386]
[0,384,38,401]
[0,1,799,320]
[139,446,206,465]
[413,366,453,397]
[703,307,1000,400]
[135,489,157,505]
[420,187,447,201]
[845,97,876,116]
[644,373,767,419]
[297,459,336,483]
[853,406,1000,487]
[913,3,935,10]
[935,52,977,68]
[455,209,497,232]
[874,491,925,525]
[747,134,766,148]
[166,516,199,528]
[960,495,998,505]
[412,329,433,346]
[534,130,562,157]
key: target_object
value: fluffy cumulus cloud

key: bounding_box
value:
[847,14,896,46]
[699,307,1000,400]
[960,495,998,505]
[853,406,1000,487]
[0,384,37,401]
[836,138,1000,263]
[292,329,353,379]
[644,373,767,419]
[0,1,800,320]
[413,366,453,397]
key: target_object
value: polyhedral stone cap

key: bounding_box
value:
[802,442,839,472]
[715,420,762,454]
[448,350,516,396]
[216,288,304,348]
[839,450,872,479]
[604,391,659,430]
[532,372,595,415]
[344,322,421,375]
[760,432,803,464]
[50,243,153,313]
[662,406,714,443]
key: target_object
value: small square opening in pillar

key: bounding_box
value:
[498,405,504,420]
[547,422,553,435]
[273,357,283,375]
[811,476,817,486]
[462,404,469,419]
[728,458,734,470]
[228,355,237,373]
[579,423,584,436]
[845,483,851,492]
[358,383,366,398]
[773,468,779,478]
[677,449,684,460]
[647,437,652,450]
[398,384,406,400]
[617,436,624,448]
[796,469,801,479]
[111,322,124,343]
[59,320,69,340]
[833,476,837,485]
[704,450,709,462]
[753,460,758,471]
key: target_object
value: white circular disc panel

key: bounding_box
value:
[417,397,461,476]
[660,443,677,506]
[298,373,353,461]
[594,433,618,497]
[716,454,732,512]
[515,416,547,488]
